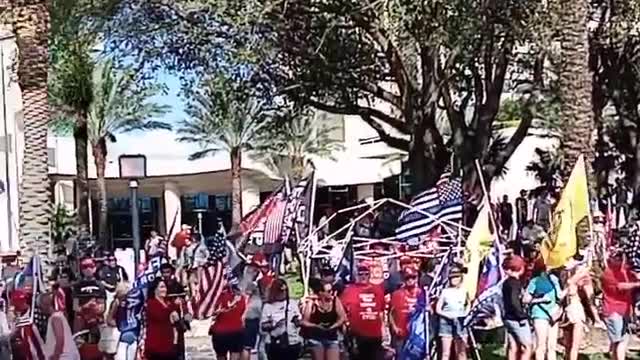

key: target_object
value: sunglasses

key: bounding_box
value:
[405,275,418,280]
[108,258,116,262]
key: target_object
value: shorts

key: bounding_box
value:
[605,314,629,344]
[211,331,244,355]
[504,319,533,347]
[438,317,467,339]
[308,338,340,349]
[243,318,260,349]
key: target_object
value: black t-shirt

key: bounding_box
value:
[73,278,107,300]
[502,277,527,321]
[166,278,186,298]
[98,266,119,291]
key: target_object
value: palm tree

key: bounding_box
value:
[177,75,271,230]
[558,0,594,178]
[12,1,52,259]
[49,40,94,236]
[87,59,170,245]
[526,147,564,191]
[252,108,344,180]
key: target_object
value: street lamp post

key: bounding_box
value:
[119,155,147,270]
[129,179,140,267]
[194,208,206,236]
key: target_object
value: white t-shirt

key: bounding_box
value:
[45,312,80,360]
[260,299,302,345]
[439,287,467,319]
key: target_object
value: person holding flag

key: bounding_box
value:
[389,267,421,357]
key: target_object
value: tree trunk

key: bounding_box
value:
[559,0,594,180]
[230,147,243,231]
[407,107,447,196]
[291,155,305,182]
[74,113,90,235]
[14,2,52,261]
[92,139,108,247]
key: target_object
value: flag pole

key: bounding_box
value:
[474,160,498,236]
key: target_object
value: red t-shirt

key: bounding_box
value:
[390,287,421,338]
[602,265,634,317]
[210,290,246,334]
[341,283,385,338]
[258,273,275,296]
[146,297,177,355]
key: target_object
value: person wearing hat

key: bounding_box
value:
[435,266,469,360]
[251,253,275,301]
[340,262,385,360]
[10,289,46,360]
[389,267,421,356]
[601,251,640,360]
[502,256,532,360]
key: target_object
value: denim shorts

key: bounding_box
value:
[438,317,467,339]
[504,319,533,347]
[605,314,629,343]
[308,338,340,349]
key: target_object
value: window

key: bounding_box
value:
[47,148,56,167]
[0,135,11,153]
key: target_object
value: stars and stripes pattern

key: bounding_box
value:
[191,261,227,320]
[264,191,288,244]
[14,315,46,360]
[239,184,286,235]
[396,172,463,242]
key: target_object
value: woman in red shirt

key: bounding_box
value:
[145,278,179,360]
[210,284,247,360]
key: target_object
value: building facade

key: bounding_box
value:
[0,33,552,253]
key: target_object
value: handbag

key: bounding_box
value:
[270,296,290,349]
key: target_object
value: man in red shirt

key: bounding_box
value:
[210,284,247,360]
[341,263,385,360]
[389,267,421,356]
[601,253,640,360]
[252,252,275,300]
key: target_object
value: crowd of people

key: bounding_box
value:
[0,181,639,360]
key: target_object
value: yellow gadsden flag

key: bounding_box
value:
[463,205,495,298]
[541,155,590,269]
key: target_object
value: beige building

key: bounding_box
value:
[0,31,551,253]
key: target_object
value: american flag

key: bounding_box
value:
[264,190,288,244]
[396,173,463,241]
[240,184,287,236]
[14,315,46,360]
[191,261,227,320]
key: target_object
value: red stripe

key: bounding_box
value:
[194,262,226,319]
[264,198,287,244]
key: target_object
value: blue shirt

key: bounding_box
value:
[526,274,561,320]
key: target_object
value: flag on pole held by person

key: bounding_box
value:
[280,173,314,243]
[13,256,47,360]
[263,189,288,252]
[463,205,495,298]
[191,261,227,320]
[464,239,506,327]
[400,249,454,360]
[239,183,287,236]
[541,155,590,269]
[396,173,463,242]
